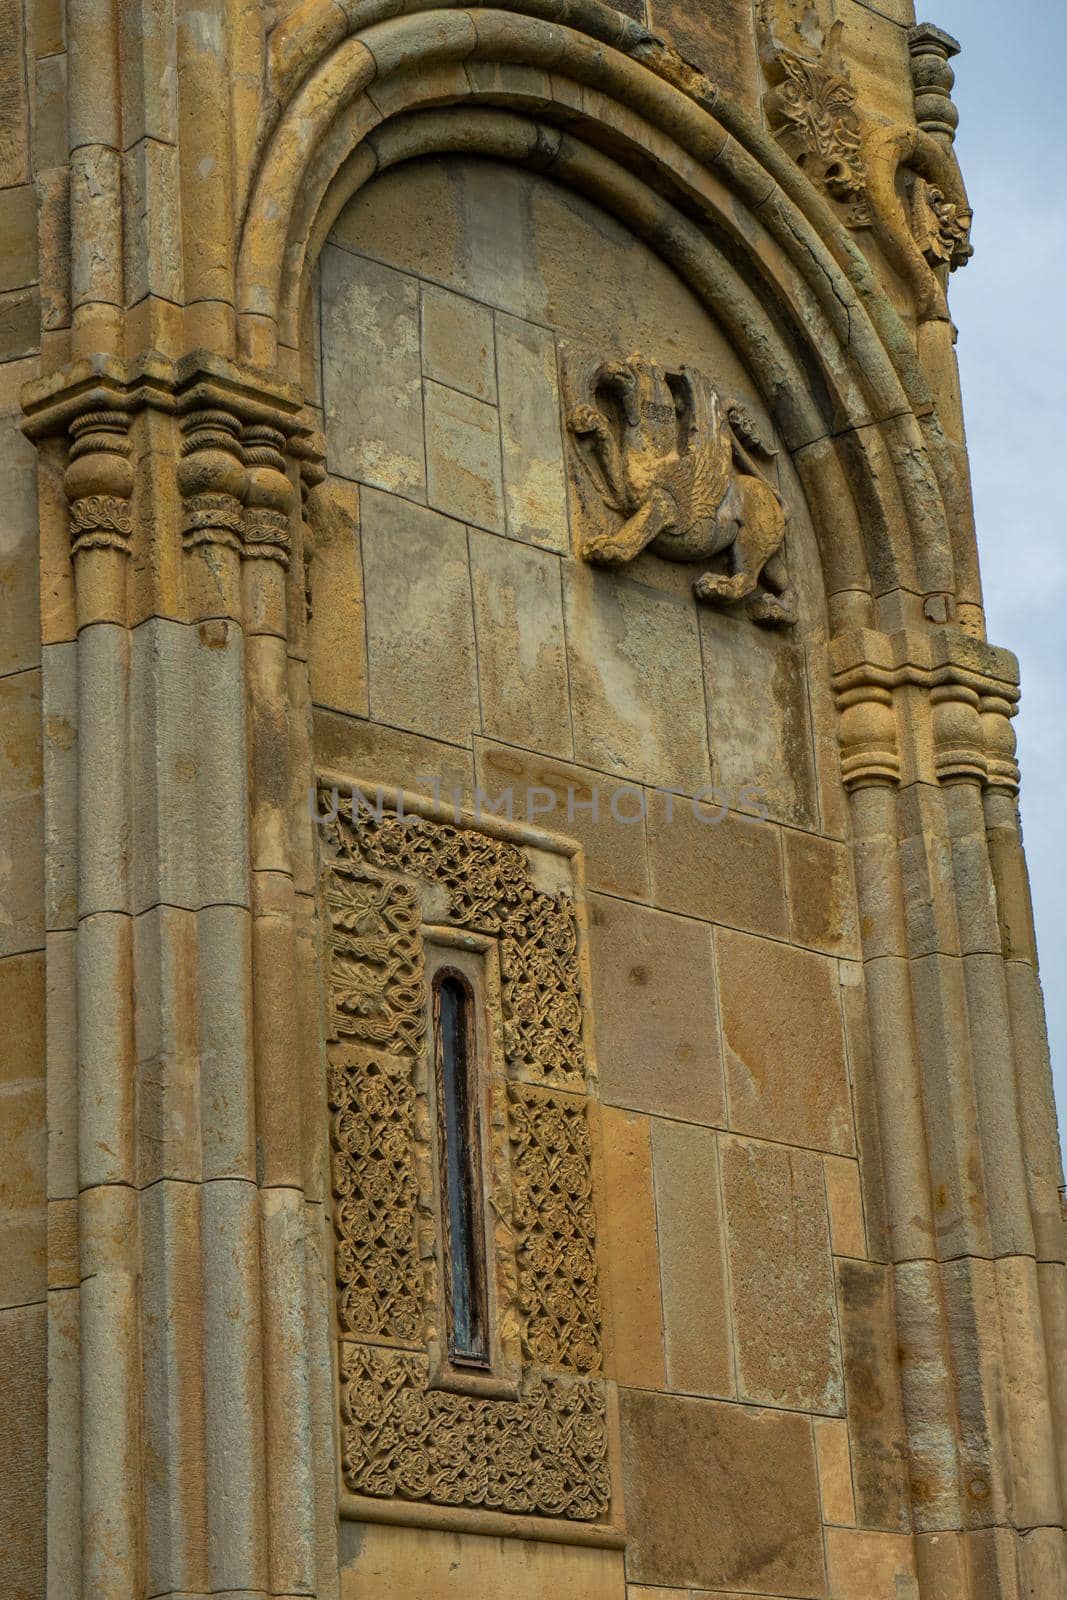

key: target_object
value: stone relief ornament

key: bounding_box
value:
[340,1344,610,1520]
[757,6,972,321]
[320,792,611,1523]
[909,176,972,271]
[567,354,796,627]
[762,20,870,227]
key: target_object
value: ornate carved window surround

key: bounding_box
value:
[318,775,625,1550]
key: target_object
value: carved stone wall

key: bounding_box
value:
[1,2,1064,1599]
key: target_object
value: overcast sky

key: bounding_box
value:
[933,0,1066,1163]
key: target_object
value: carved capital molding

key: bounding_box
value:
[979,691,1020,796]
[833,679,901,791]
[830,626,1020,792]
[63,408,134,558]
[930,682,986,785]
[241,423,295,565]
[178,409,247,553]
[22,350,325,583]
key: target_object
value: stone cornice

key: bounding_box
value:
[20,350,318,444]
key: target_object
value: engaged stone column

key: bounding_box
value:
[22,354,335,1600]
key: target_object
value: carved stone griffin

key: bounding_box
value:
[567,355,796,626]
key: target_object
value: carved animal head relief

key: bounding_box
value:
[566,353,796,628]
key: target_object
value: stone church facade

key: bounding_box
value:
[1,0,1064,1596]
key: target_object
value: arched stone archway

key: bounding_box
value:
[235,0,977,621]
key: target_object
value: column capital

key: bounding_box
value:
[829,624,1020,791]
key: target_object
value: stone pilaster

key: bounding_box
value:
[22,353,337,1600]
[832,626,1067,1596]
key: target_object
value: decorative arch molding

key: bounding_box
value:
[237,0,983,627]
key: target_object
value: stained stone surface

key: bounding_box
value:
[619,1387,827,1593]
[720,1134,844,1413]
[587,894,725,1126]
[716,929,855,1154]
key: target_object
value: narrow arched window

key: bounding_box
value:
[432,970,489,1367]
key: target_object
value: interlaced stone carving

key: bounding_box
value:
[328,1051,423,1344]
[500,897,585,1089]
[322,795,608,1520]
[355,810,536,934]
[330,803,589,1088]
[64,410,135,557]
[340,1342,610,1521]
[324,864,426,1344]
[324,863,425,1054]
[509,1084,602,1374]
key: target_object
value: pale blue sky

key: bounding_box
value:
[934,0,1066,1163]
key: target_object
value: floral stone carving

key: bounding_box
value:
[762,20,870,227]
[567,354,795,626]
[321,794,610,1521]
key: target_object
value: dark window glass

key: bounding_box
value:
[433,971,489,1367]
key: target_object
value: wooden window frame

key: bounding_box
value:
[432,965,491,1371]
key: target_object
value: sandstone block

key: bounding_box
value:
[825,1528,919,1599]
[0,951,44,1088]
[0,1074,46,1306]
[328,163,469,310]
[0,185,37,292]
[564,566,710,792]
[421,281,496,403]
[338,1519,626,1599]
[0,667,42,799]
[0,418,40,676]
[0,286,40,359]
[651,1118,734,1397]
[825,1154,867,1258]
[600,1105,665,1389]
[716,929,854,1154]
[720,1135,844,1413]
[0,0,28,187]
[647,791,787,938]
[701,611,817,829]
[468,528,572,759]
[619,1387,826,1593]
[29,0,64,57]
[45,928,76,1202]
[306,475,368,719]
[496,311,569,551]
[814,1416,856,1526]
[321,245,425,501]
[473,738,650,899]
[588,894,724,1125]
[424,378,504,532]
[784,829,860,957]
[646,0,760,107]
[0,682,44,956]
[315,708,475,809]
[836,1260,911,1532]
[837,961,889,1261]
[835,1,916,127]
[0,1303,46,1600]
[360,488,480,747]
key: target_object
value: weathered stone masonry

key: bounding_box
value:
[0,1,1064,1598]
